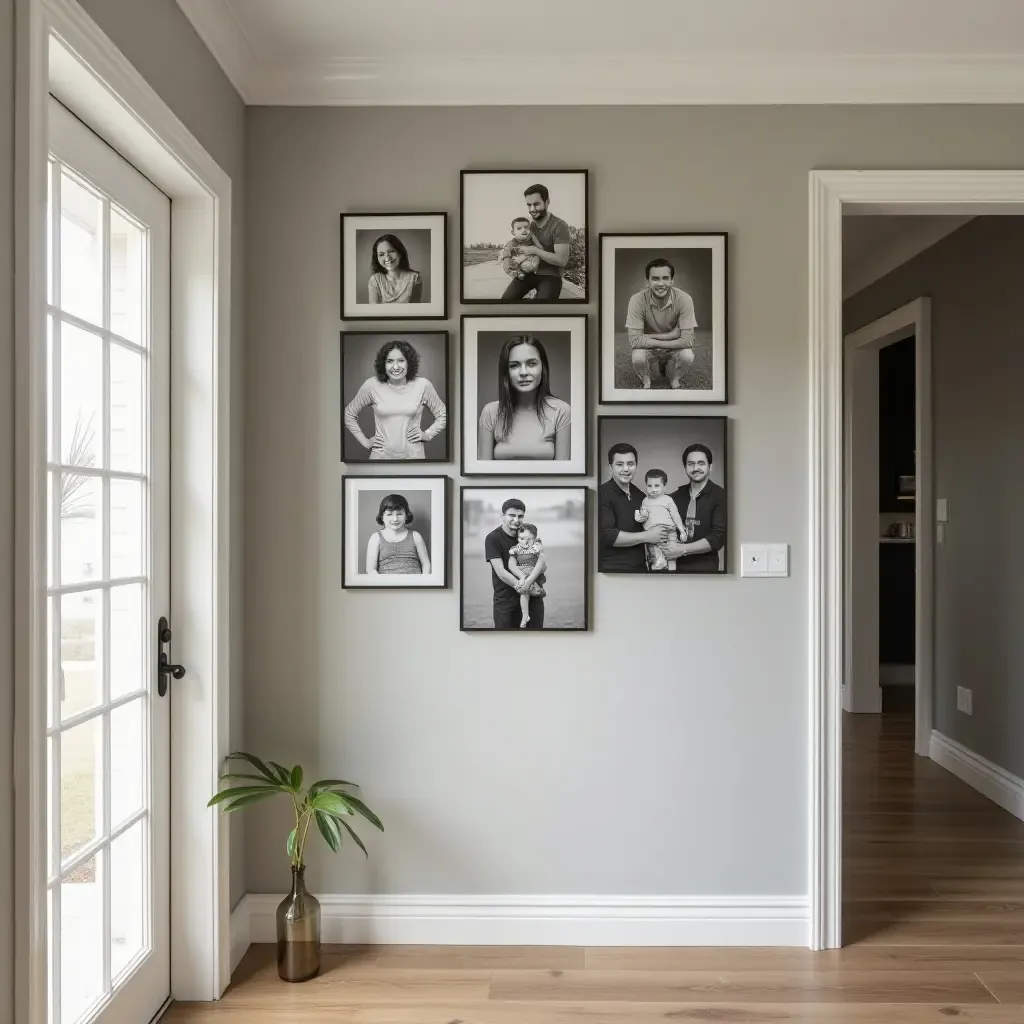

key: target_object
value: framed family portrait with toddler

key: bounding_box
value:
[461,314,588,477]
[599,233,727,403]
[342,476,451,589]
[341,212,447,320]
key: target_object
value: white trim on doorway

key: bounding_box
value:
[14,0,233,1016]
[842,297,933,755]
[809,169,1024,952]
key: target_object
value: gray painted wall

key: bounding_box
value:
[244,104,1024,898]
[845,215,1024,778]
[1,0,15,1016]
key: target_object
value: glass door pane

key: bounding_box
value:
[47,97,170,1024]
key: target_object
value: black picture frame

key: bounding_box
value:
[598,232,728,404]
[340,330,452,464]
[340,212,448,321]
[460,170,590,305]
[460,314,589,477]
[460,485,590,631]
[342,475,451,589]
[596,415,729,575]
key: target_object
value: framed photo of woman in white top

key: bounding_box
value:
[341,212,447,320]
[461,314,587,477]
[341,331,450,462]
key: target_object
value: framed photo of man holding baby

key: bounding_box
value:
[461,170,589,304]
[599,233,727,403]
[342,476,451,589]
[460,486,589,631]
[597,416,728,574]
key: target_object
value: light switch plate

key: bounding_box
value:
[937,498,949,522]
[767,544,789,577]
[741,544,769,577]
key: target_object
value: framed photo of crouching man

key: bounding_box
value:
[597,416,727,574]
[342,476,450,588]
[599,233,727,403]
[461,486,589,631]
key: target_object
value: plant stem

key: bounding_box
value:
[296,806,313,866]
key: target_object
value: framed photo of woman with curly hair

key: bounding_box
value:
[341,212,447,320]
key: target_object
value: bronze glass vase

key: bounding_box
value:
[276,864,321,981]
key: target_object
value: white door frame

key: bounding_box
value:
[14,0,233,1016]
[809,170,1024,950]
[843,298,933,751]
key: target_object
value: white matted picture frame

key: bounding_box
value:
[342,475,451,588]
[599,233,727,403]
[461,314,588,477]
[341,212,448,320]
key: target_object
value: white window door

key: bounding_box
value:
[46,97,171,1024]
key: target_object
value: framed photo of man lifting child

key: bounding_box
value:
[597,416,727,575]
[461,170,589,304]
[599,233,727,403]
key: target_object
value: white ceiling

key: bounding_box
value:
[841,215,973,299]
[177,0,1024,105]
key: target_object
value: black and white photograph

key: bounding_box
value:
[600,233,727,403]
[461,171,588,304]
[342,476,450,589]
[341,213,447,320]
[461,315,587,476]
[341,331,449,462]
[461,486,589,631]
[597,416,727,574]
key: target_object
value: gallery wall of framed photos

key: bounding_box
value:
[338,170,730,631]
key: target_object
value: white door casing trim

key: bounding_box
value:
[809,169,1024,951]
[842,298,934,754]
[233,893,809,950]
[14,0,233,1015]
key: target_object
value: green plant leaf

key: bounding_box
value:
[286,827,298,859]
[221,790,280,813]
[314,810,341,853]
[310,791,352,816]
[207,784,279,807]
[341,794,384,831]
[226,751,279,783]
[308,778,356,794]
[268,761,294,787]
[290,764,303,791]
[217,773,280,784]
[339,819,369,858]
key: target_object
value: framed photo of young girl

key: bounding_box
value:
[461,485,589,631]
[342,476,451,589]
[461,314,587,477]
[341,212,447,320]
[599,233,727,403]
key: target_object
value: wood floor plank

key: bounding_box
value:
[375,945,585,970]
[486,969,998,1004]
[973,969,1024,1003]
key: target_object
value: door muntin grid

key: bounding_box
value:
[45,146,164,1024]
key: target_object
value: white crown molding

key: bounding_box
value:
[237,893,808,947]
[930,731,1024,823]
[176,0,255,103]
[167,10,1024,108]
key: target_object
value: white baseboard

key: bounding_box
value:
[230,898,252,975]
[930,730,1024,822]
[235,893,808,947]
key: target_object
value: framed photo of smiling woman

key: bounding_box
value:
[461,314,588,476]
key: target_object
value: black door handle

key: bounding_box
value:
[157,616,186,697]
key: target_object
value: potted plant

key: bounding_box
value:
[208,751,383,982]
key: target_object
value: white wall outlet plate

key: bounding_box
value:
[937,498,949,522]
[956,685,973,715]
[741,544,769,577]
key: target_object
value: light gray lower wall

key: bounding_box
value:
[77,0,248,907]
[244,104,1024,898]
[1,0,15,1015]
[844,215,1024,780]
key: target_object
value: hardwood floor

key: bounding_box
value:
[167,712,1024,1022]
